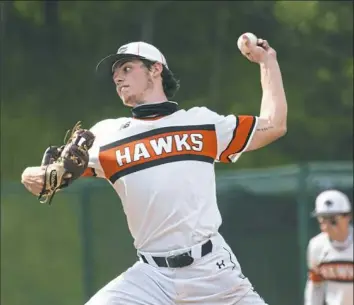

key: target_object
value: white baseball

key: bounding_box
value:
[237,32,258,51]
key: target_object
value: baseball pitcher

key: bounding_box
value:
[21,35,287,305]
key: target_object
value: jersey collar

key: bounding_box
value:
[131,101,178,120]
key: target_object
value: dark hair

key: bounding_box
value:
[141,59,180,99]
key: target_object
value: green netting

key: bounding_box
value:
[1,162,352,305]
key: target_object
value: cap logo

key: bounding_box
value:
[120,121,131,130]
[325,200,333,207]
[118,46,128,54]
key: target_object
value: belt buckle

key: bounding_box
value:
[165,255,171,268]
[166,251,194,268]
[165,251,176,268]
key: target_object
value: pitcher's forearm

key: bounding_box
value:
[259,58,287,130]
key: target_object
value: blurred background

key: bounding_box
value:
[1,1,353,305]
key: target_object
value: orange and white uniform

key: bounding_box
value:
[83,106,268,305]
[305,227,354,305]
[84,106,257,252]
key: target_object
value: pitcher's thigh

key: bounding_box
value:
[85,262,175,305]
[202,277,268,305]
[237,287,268,305]
[176,244,269,305]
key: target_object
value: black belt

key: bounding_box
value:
[140,239,213,268]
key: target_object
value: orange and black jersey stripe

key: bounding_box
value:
[98,125,217,183]
[219,116,256,163]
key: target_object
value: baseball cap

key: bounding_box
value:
[311,190,352,217]
[96,41,169,77]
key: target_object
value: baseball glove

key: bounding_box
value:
[38,121,95,205]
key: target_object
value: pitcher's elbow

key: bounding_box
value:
[280,125,287,136]
[275,125,287,139]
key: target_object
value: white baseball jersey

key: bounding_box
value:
[82,106,257,252]
[305,227,354,305]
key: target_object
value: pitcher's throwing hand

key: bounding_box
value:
[238,32,277,64]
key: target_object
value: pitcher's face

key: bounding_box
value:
[113,60,154,107]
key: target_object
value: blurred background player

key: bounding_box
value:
[305,189,353,305]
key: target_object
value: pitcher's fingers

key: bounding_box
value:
[242,35,251,48]
[259,39,269,50]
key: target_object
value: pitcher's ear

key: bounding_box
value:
[151,62,163,77]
